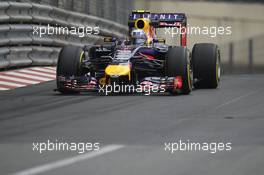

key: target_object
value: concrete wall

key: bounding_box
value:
[134,0,264,73]
[134,0,264,46]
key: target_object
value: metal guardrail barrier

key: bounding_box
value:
[1,2,262,73]
[0,2,128,70]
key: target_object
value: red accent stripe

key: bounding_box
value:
[175,76,183,89]
[180,26,187,46]
[0,78,31,85]
[141,53,155,60]
[0,84,17,89]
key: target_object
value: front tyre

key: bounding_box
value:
[192,43,220,89]
[56,46,84,94]
[166,46,192,95]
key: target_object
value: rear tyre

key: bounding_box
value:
[56,46,84,94]
[165,46,192,95]
[192,43,220,89]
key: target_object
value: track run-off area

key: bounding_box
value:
[0,74,264,175]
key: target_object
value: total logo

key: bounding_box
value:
[132,13,183,20]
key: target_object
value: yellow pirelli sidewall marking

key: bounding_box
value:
[79,51,84,64]
[187,64,191,90]
[105,65,131,80]
[216,63,219,84]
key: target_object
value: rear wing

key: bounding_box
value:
[129,10,187,28]
[128,10,188,46]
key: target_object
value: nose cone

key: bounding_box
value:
[105,65,130,77]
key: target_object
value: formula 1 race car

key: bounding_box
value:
[56,10,220,95]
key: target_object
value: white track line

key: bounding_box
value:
[0,81,25,87]
[30,67,56,74]
[215,88,263,110]
[0,75,40,84]
[18,70,56,78]
[12,145,124,175]
[5,72,53,81]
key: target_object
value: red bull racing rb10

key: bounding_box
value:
[56,10,221,95]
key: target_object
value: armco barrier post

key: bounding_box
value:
[229,42,234,74]
[248,38,253,74]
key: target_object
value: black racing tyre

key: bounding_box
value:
[88,46,98,59]
[56,46,84,94]
[165,46,192,95]
[192,43,220,89]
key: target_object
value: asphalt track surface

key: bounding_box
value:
[1,74,264,175]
